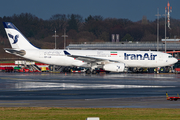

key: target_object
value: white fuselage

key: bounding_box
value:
[23,49,177,68]
[3,22,178,72]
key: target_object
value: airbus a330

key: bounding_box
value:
[3,22,178,74]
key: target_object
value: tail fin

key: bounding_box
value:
[3,22,38,49]
[166,92,169,99]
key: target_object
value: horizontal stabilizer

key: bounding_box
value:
[4,48,26,56]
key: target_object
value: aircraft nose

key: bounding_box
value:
[175,58,178,63]
[173,58,178,64]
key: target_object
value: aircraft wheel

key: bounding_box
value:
[86,69,91,74]
[92,70,97,74]
[63,67,69,72]
[174,99,177,101]
[49,65,53,71]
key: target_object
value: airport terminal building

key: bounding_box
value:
[66,41,180,51]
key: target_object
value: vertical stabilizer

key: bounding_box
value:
[166,92,169,99]
[3,22,38,49]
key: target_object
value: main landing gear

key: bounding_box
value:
[85,69,97,74]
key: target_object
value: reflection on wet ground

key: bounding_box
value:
[0,72,180,108]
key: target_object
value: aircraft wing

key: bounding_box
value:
[64,51,119,63]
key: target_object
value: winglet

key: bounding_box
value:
[64,51,71,55]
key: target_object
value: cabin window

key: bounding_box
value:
[168,55,173,58]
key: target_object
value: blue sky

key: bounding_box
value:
[0,0,179,21]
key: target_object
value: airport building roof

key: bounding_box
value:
[66,42,180,51]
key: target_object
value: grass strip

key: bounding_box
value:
[0,107,180,120]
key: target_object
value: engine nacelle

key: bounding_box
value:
[103,63,125,72]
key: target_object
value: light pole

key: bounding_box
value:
[162,9,167,53]
[164,8,167,53]
[52,29,59,49]
[155,8,161,51]
[61,29,68,49]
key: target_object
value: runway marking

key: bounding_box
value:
[14,82,176,90]
[0,77,34,80]
[0,103,29,105]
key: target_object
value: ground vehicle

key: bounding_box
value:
[0,67,13,72]
[166,92,180,101]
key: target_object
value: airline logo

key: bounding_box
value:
[7,23,13,28]
[117,65,120,69]
[8,33,19,44]
[110,51,117,55]
[124,53,157,60]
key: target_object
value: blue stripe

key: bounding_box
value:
[3,22,19,31]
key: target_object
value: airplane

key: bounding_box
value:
[2,22,178,74]
[166,92,180,101]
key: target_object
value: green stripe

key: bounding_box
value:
[111,52,117,53]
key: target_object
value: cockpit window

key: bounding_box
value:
[168,55,173,58]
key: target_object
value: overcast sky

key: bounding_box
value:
[0,0,179,21]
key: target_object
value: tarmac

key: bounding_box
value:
[0,72,180,108]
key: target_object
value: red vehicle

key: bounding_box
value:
[18,68,41,73]
[166,92,180,101]
[0,67,5,72]
[18,68,30,72]
[96,68,110,74]
[4,67,14,72]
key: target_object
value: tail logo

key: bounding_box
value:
[8,33,19,44]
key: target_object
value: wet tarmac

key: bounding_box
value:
[0,72,180,108]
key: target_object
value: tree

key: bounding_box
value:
[121,34,134,41]
[99,32,109,42]
[49,14,67,31]
[67,14,83,32]
[85,15,103,23]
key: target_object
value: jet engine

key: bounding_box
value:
[103,63,125,72]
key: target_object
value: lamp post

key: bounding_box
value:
[61,29,68,49]
[52,29,59,49]
[155,8,161,51]
[164,8,167,53]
